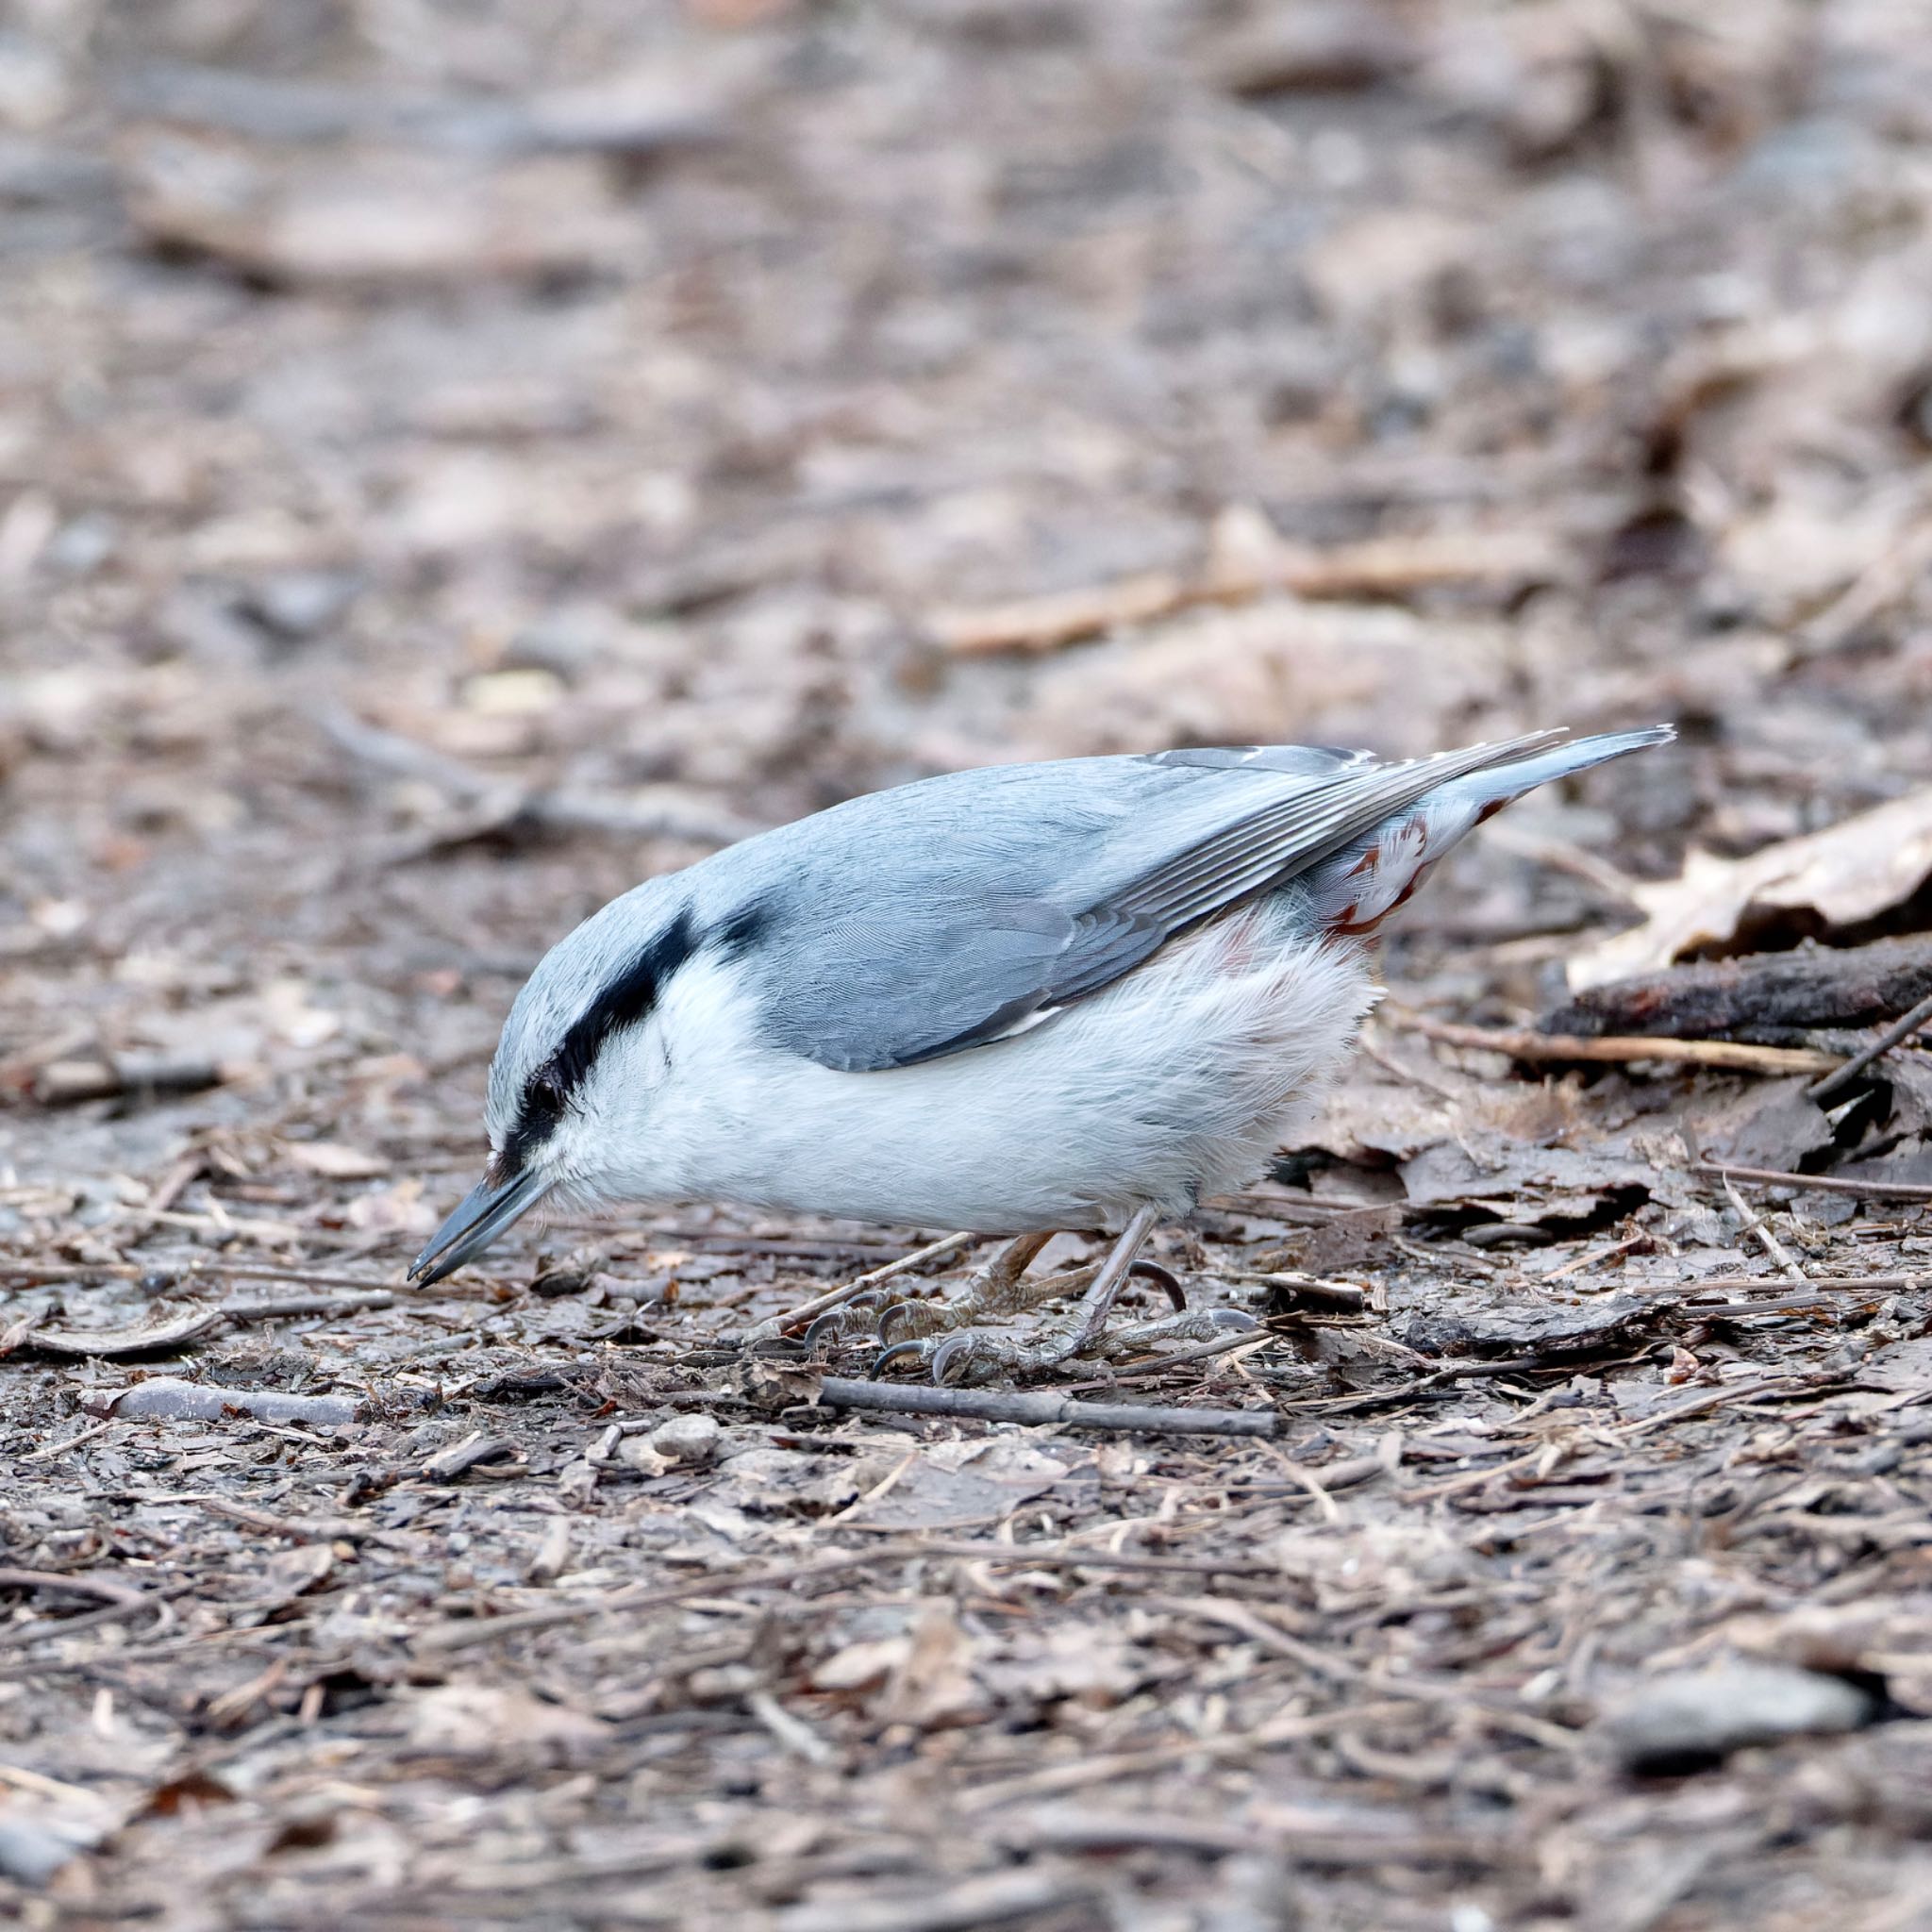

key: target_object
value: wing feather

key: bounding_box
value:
[735,730,1574,1071]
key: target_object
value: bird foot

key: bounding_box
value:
[874,1262,1097,1345]
[869,1246,1188,1346]
[873,1305,1256,1386]
[1084,1306,1257,1359]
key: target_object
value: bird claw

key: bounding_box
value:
[874,1295,949,1345]
[803,1289,890,1350]
[868,1327,1041,1384]
[1126,1257,1189,1311]
[869,1334,938,1378]
[928,1328,1058,1385]
[874,1258,1100,1346]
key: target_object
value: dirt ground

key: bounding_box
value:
[5,2,1932,1927]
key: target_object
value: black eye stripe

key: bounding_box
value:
[500,908,706,1171]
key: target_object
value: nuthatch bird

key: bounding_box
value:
[411,724,1672,1380]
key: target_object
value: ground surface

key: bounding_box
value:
[4,2,1932,1928]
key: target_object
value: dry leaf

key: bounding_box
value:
[284,1141,391,1180]
[231,1543,336,1611]
[346,1177,435,1235]
[811,1635,910,1693]
[404,1685,601,1760]
[1569,786,1932,989]
[25,1309,225,1357]
[882,1600,984,1725]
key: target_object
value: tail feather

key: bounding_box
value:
[1304,724,1672,937]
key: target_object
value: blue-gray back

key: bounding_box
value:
[677,735,1567,1071]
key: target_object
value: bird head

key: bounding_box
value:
[408,886,699,1286]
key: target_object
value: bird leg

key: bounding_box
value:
[876,1207,1164,1385]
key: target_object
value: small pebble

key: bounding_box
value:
[649,1411,722,1465]
[1603,1659,1879,1774]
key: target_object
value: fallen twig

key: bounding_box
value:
[1805,987,1932,1101]
[222,1291,396,1320]
[1614,1375,1805,1439]
[1391,1010,1840,1077]
[1689,1273,1925,1293]
[25,1054,228,1107]
[414,1544,932,1653]
[0,1568,151,1612]
[318,702,760,850]
[118,59,723,158]
[932,529,1557,655]
[0,1568,167,1644]
[958,1700,1413,1812]
[79,1379,363,1426]
[777,1871,1097,1932]
[1694,1161,1932,1201]
[414,1531,1296,1655]
[813,1375,1277,1436]
[1232,1271,1369,1313]
[1723,1176,1808,1284]
[1062,1328,1271,1387]
[0,1257,416,1291]
[20,1420,118,1463]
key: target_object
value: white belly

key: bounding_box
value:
[604,904,1376,1233]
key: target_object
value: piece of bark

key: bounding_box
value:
[1545,935,1932,1041]
[420,1431,526,1480]
[1690,1078,1837,1173]
[22,1309,225,1357]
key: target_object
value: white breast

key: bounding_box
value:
[597,904,1377,1234]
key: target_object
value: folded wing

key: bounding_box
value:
[731,727,1663,1072]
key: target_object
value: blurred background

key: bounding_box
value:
[5,0,1932,1207]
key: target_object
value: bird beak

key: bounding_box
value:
[408,1168,551,1285]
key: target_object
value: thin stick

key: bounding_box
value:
[0,1568,152,1614]
[19,1421,117,1463]
[413,1531,1303,1653]
[0,1257,414,1291]
[1693,1161,1932,1201]
[414,1545,925,1653]
[1063,1330,1272,1388]
[317,702,758,847]
[1688,1273,1923,1293]
[1687,1292,1875,1320]
[957,1701,1413,1811]
[1805,989,1932,1102]
[1391,1011,1840,1077]
[223,1291,396,1320]
[932,531,1557,656]
[814,1375,1276,1437]
[1722,1176,1808,1284]
[1613,1375,1802,1439]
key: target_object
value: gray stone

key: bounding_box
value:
[1603,1660,1879,1775]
